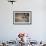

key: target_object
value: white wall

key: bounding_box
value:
[0,0,46,41]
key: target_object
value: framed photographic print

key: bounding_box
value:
[13,11,32,25]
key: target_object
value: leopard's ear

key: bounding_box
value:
[18,34,20,38]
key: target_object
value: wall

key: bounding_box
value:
[0,0,46,41]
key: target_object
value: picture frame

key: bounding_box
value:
[13,11,32,25]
